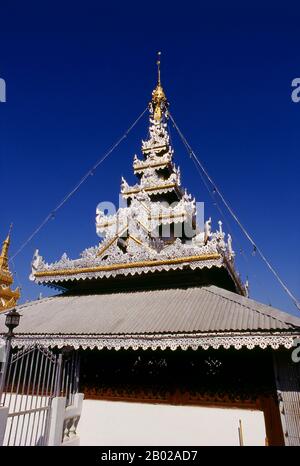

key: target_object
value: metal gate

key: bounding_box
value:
[0,344,80,446]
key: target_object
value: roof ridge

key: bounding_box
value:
[16,294,62,310]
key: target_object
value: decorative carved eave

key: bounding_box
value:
[0,288,20,310]
[133,152,173,174]
[32,253,224,284]
[10,332,300,352]
[30,224,241,288]
[121,182,180,198]
[121,165,182,199]
[0,269,13,286]
[142,144,168,155]
[0,285,20,301]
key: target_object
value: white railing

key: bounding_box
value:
[0,393,84,446]
[48,393,84,446]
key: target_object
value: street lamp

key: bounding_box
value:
[5,308,21,338]
[0,308,21,401]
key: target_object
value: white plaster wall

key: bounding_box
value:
[77,400,266,446]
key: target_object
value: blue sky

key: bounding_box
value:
[0,1,299,315]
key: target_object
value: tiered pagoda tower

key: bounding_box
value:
[30,59,245,296]
[0,227,20,311]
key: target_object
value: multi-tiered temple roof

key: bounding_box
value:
[30,62,246,295]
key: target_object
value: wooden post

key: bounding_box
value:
[238,419,244,446]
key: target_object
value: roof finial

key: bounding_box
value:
[157,51,161,85]
[3,223,13,247]
[8,223,13,238]
[151,52,167,121]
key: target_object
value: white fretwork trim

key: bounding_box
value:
[31,224,238,285]
[10,332,300,351]
[141,119,170,152]
[33,258,224,284]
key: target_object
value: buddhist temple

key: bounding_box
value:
[0,227,20,311]
[1,58,300,446]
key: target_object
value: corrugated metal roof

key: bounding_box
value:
[1,285,300,336]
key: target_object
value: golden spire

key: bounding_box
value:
[151,51,167,121]
[0,223,13,271]
[0,224,20,311]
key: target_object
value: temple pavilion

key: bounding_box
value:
[1,60,300,446]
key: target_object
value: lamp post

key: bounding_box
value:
[0,308,21,402]
[4,308,21,338]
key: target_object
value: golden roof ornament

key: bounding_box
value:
[0,223,12,271]
[151,52,168,121]
[0,224,21,311]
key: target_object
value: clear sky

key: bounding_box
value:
[0,1,299,315]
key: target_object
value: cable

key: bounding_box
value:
[10,108,148,262]
[188,151,274,305]
[177,129,273,304]
[10,258,23,292]
[169,111,300,312]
